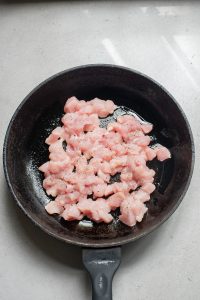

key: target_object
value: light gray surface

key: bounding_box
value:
[0,1,199,299]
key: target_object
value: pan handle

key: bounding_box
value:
[82,247,121,300]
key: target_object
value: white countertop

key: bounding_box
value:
[0,1,199,299]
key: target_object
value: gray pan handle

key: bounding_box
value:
[82,247,121,300]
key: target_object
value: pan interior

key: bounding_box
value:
[5,66,193,246]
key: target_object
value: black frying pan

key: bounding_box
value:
[3,65,194,300]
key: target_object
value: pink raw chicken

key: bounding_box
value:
[62,204,83,221]
[39,97,171,227]
[77,198,113,223]
[154,145,171,161]
[119,196,148,226]
[45,201,64,215]
[45,127,65,145]
[64,97,117,117]
[108,192,126,210]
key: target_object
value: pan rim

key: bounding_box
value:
[3,64,195,248]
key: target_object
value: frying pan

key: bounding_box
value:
[3,65,194,300]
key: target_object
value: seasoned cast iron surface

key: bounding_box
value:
[4,65,194,247]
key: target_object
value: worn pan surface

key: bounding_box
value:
[3,65,194,300]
